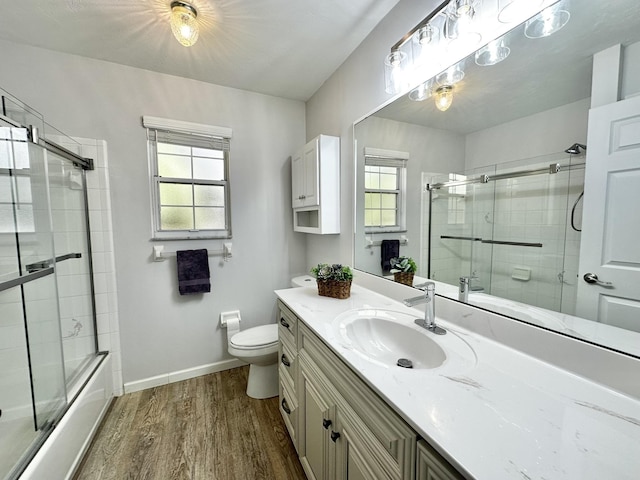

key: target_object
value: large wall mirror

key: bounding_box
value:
[354,0,640,358]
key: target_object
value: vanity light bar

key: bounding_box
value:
[390,0,450,52]
[427,162,585,191]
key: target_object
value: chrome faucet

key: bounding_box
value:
[403,281,446,335]
[459,276,470,302]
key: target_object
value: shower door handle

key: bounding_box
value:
[583,273,613,287]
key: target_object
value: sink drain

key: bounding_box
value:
[396,358,413,369]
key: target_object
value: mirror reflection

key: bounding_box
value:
[354,0,640,357]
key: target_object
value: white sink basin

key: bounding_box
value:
[333,309,448,369]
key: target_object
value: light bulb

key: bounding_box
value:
[171,1,200,47]
[435,86,454,111]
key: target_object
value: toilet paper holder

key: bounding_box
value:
[220,310,241,328]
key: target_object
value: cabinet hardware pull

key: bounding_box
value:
[281,398,291,415]
[330,431,341,442]
[281,354,291,367]
[322,418,332,429]
[280,317,290,329]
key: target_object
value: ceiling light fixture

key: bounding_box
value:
[170,1,200,47]
[435,85,454,111]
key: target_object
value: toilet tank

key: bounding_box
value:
[291,275,316,287]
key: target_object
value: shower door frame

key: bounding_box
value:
[0,111,100,480]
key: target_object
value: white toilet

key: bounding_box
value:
[222,278,313,399]
[222,311,279,399]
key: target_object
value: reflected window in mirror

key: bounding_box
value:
[364,153,407,233]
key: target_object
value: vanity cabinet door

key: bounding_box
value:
[298,352,337,480]
[334,402,401,480]
[416,440,465,480]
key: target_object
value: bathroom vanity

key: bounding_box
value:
[275,282,640,479]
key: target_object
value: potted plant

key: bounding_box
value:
[310,263,353,299]
[390,256,417,286]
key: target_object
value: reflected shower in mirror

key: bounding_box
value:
[354,0,640,358]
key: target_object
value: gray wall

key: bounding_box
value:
[0,38,306,386]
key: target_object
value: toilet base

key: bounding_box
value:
[246,362,278,399]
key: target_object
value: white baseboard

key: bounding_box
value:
[123,358,246,394]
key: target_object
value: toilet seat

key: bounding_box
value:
[230,324,278,350]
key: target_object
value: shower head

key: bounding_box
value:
[565,143,587,155]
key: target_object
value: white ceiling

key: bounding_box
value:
[0,0,400,101]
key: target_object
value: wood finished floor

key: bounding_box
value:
[74,366,306,480]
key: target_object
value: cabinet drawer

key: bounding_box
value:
[278,301,298,349]
[279,376,298,452]
[279,339,297,392]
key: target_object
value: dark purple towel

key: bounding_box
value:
[176,249,210,295]
[381,239,400,273]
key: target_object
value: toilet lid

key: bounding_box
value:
[230,324,278,348]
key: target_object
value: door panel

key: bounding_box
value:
[576,95,640,330]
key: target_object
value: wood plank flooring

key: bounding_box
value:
[74,366,306,480]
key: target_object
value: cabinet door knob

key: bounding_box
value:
[322,418,332,429]
[281,398,291,415]
[281,354,291,367]
[280,317,290,329]
[330,431,341,442]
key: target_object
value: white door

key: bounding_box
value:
[576,95,640,332]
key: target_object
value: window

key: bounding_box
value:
[364,150,407,233]
[144,116,232,239]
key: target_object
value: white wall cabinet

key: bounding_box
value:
[291,134,340,234]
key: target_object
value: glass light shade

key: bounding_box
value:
[409,80,434,102]
[171,1,200,47]
[497,0,544,23]
[436,63,465,86]
[412,24,439,69]
[444,5,482,51]
[384,50,408,94]
[524,1,570,38]
[435,86,454,111]
[475,37,510,66]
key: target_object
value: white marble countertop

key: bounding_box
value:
[275,283,640,480]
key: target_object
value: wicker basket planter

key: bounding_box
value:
[317,279,352,299]
[393,271,414,286]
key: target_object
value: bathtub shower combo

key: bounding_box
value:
[424,147,585,316]
[0,92,105,479]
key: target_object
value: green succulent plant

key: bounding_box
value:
[311,263,353,281]
[390,256,417,273]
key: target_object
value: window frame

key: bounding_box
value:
[363,152,408,234]
[144,116,233,240]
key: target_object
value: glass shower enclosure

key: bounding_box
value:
[426,152,585,315]
[0,94,99,480]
